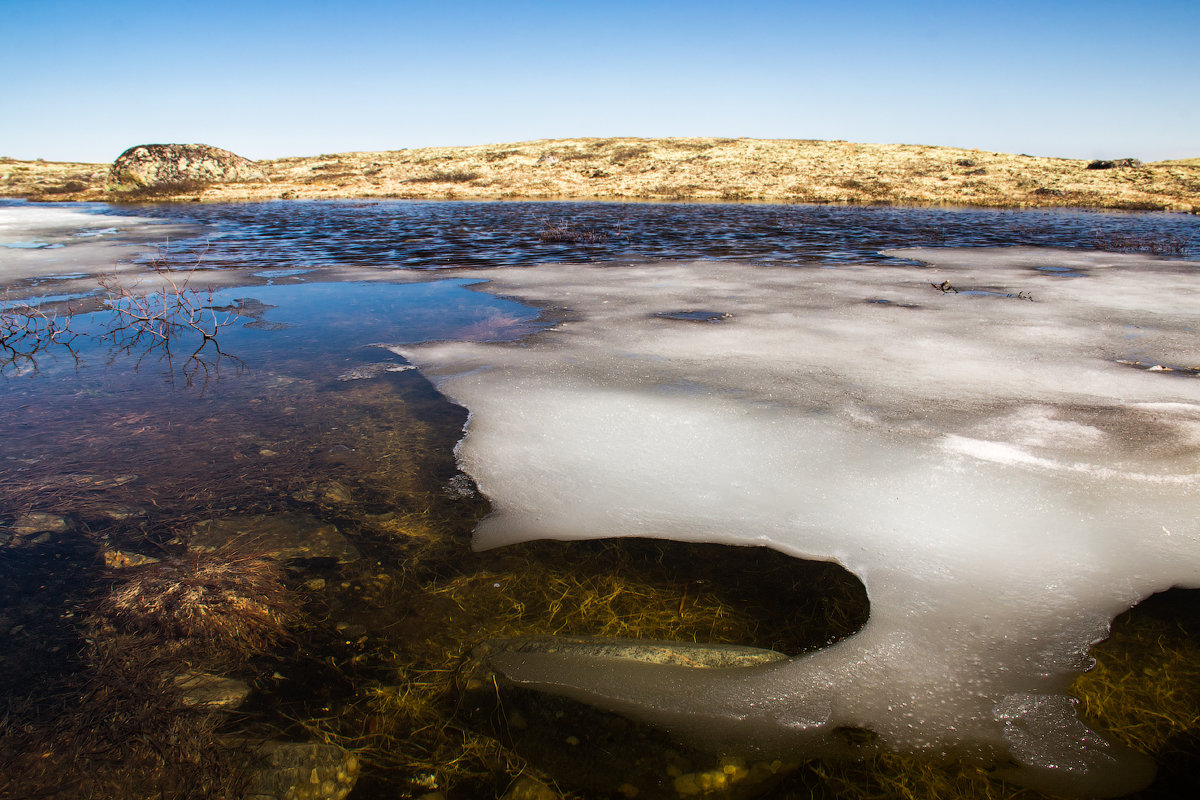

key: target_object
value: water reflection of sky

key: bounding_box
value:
[2,279,542,386]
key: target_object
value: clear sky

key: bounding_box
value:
[3,0,1197,163]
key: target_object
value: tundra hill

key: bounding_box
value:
[2,138,1198,211]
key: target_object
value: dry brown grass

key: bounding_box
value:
[92,549,294,662]
[4,138,1197,210]
[0,156,107,199]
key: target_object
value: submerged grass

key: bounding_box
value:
[1069,595,1200,799]
[287,526,869,797]
[92,549,295,663]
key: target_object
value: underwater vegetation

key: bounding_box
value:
[93,549,294,662]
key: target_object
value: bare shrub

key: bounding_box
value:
[96,248,246,389]
[405,169,480,183]
[609,145,652,163]
[556,149,594,162]
[40,180,88,194]
[1,294,78,376]
[537,219,609,244]
[483,150,518,162]
[100,267,235,345]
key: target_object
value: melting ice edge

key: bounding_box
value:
[395,247,1200,798]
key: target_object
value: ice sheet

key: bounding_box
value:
[393,248,1200,796]
[0,205,197,297]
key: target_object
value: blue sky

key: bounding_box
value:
[3,0,1197,162]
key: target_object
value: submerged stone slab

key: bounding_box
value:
[190,513,360,563]
[174,670,251,710]
[101,548,160,569]
[475,636,788,671]
[11,512,70,536]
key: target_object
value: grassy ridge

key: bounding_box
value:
[2,137,1198,210]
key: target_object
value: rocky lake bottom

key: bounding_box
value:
[0,199,1198,800]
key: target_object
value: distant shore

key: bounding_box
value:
[2,137,1198,211]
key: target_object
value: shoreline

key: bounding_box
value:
[2,136,1198,212]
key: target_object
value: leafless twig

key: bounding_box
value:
[0,293,80,376]
[97,243,244,390]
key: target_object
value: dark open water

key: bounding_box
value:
[104,199,1200,269]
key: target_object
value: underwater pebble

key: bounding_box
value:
[240,740,359,800]
[102,548,160,569]
[501,776,559,800]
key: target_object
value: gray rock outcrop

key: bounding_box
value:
[109,143,266,188]
[1086,158,1143,170]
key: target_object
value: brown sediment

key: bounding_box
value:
[3,137,1198,211]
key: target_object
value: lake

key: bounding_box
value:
[1,199,1198,800]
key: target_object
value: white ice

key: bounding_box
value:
[0,206,451,300]
[0,205,192,296]
[394,247,1200,796]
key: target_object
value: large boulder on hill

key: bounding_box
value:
[109,143,266,188]
[1086,158,1143,170]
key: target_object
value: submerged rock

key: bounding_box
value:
[336,362,414,381]
[11,512,70,536]
[174,670,251,710]
[101,548,160,569]
[190,513,360,563]
[472,636,788,672]
[91,503,147,521]
[501,777,560,800]
[463,638,796,800]
[292,480,354,506]
[242,741,359,800]
[109,143,266,189]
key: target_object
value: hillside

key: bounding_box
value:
[3,138,1198,211]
